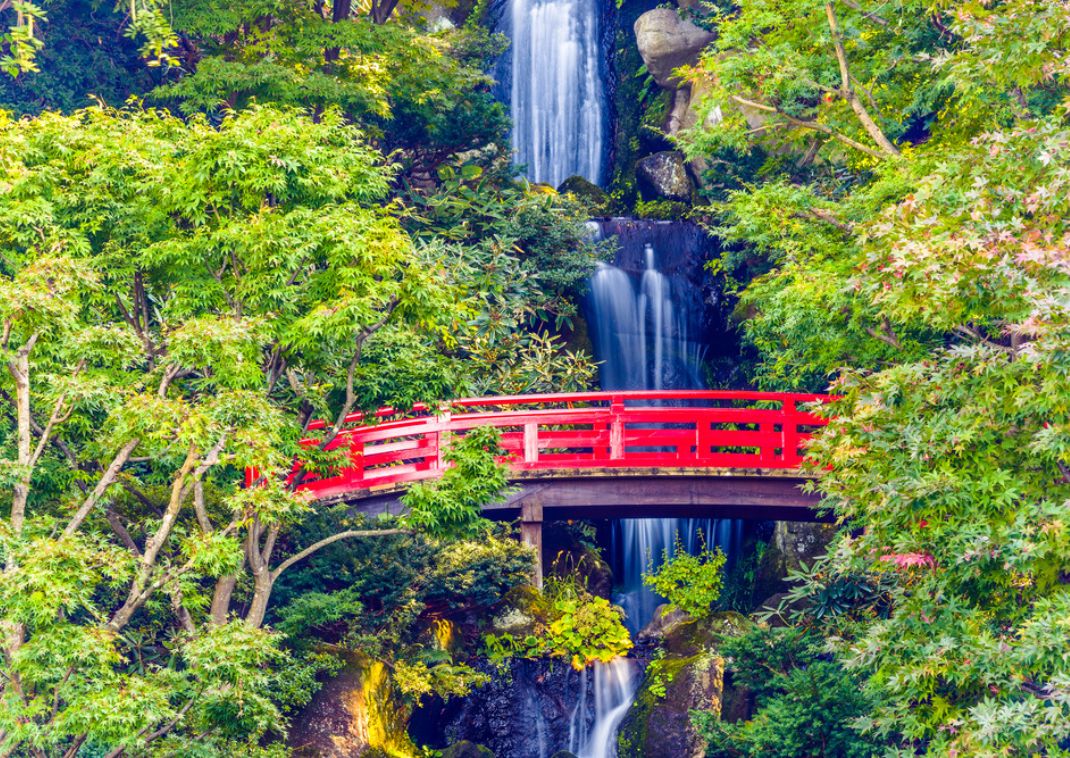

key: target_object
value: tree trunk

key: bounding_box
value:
[210,575,239,625]
[245,568,273,628]
[9,348,31,535]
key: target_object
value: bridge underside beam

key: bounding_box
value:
[343,474,826,523]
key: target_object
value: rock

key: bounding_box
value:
[557,175,614,217]
[634,9,715,88]
[442,741,495,758]
[549,753,578,758]
[635,151,693,202]
[619,613,750,757]
[427,658,584,758]
[637,604,690,643]
[289,655,415,758]
[753,521,838,604]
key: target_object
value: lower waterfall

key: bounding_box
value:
[569,659,640,758]
[580,219,729,753]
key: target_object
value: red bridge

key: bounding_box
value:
[293,390,829,519]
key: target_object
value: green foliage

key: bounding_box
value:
[0,0,161,114]
[635,198,690,220]
[272,519,529,705]
[643,532,725,620]
[393,658,489,701]
[1,0,177,75]
[685,0,1070,752]
[155,10,508,154]
[402,426,509,540]
[484,575,632,671]
[693,626,879,758]
[0,98,581,753]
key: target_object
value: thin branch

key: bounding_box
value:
[63,438,140,537]
[271,528,409,582]
[105,508,141,556]
[953,325,1016,353]
[60,735,87,758]
[192,480,212,533]
[840,0,888,26]
[865,317,901,348]
[731,95,888,160]
[825,2,900,157]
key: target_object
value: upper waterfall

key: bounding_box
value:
[504,0,607,186]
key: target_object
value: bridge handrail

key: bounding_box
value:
[290,390,832,500]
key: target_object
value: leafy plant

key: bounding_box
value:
[693,626,881,758]
[403,426,510,540]
[484,574,632,671]
[643,532,726,620]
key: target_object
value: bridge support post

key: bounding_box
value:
[519,500,543,588]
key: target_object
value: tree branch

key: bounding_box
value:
[865,316,901,348]
[840,0,888,26]
[271,528,409,583]
[825,2,900,157]
[731,95,888,160]
[63,438,141,537]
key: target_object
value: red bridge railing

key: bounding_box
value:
[289,391,831,500]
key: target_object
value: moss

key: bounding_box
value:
[360,658,419,757]
[635,199,690,220]
[638,89,673,150]
[557,175,617,216]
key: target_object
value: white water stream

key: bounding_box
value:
[505,0,606,185]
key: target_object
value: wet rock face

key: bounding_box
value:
[635,151,693,202]
[634,9,716,88]
[417,659,585,758]
[289,656,414,758]
[618,611,749,758]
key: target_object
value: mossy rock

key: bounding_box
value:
[557,175,615,216]
[618,650,723,757]
[618,612,752,757]
[441,741,495,758]
[288,653,416,758]
[753,521,838,607]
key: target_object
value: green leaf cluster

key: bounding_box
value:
[643,531,726,620]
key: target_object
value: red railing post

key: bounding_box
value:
[436,408,452,474]
[523,422,539,464]
[609,396,624,461]
[346,437,365,487]
[782,397,799,467]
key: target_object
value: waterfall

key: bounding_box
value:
[588,224,730,633]
[504,0,607,185]
[568,659,640,758]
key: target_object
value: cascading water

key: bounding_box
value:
[588,228,736,635]
[568,659,640,758]
[502,0,607,185]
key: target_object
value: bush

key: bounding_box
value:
[484,574,632,670]
[643,532,725,619]
[693,626,880,758]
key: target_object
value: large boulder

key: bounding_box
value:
[557,175,615,217]
[635,151,693,202]
[618,612,750,758]
[289,654,415,758]
[634,9,715,88]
